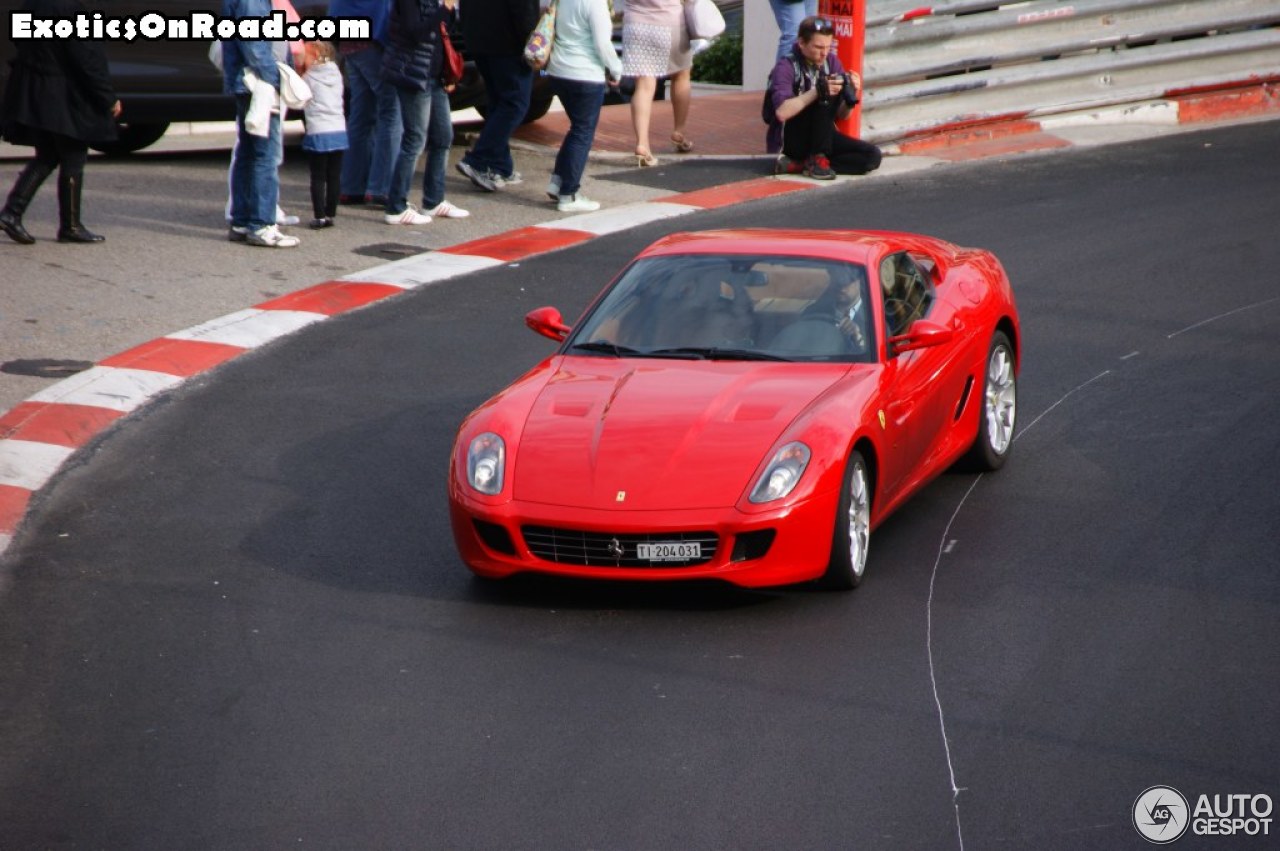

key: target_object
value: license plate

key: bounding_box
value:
[637,541,701,561]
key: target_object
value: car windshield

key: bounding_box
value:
[566,254,875,362]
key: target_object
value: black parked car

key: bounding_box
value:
[0,0,552,154]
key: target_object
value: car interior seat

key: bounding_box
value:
[648,266,757,348]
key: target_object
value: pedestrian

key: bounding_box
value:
[620,0,694,167]
[455,0,540,191]
[222,0,300,247]
[0,0,121,245]
[545,0,622,212]
[210,16,303,231]
[328,0,402,206]
[419,3,470,220]
[381,0,454,225]
[767,16,881,179]
[301,41,348,228]
[765,0,817,152]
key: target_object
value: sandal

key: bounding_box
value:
[671,132,694,153]
[635,149,659,167]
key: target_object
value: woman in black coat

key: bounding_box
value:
[0,0,122,244]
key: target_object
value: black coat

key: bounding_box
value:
[1,0,118,145]
[382,0,446,91]
[459,0,540,58]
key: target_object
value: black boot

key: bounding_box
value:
[56,171,104,243]
[1,160,53,245]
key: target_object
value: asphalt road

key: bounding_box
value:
[1,122,1277,849]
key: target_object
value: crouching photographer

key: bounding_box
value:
[766,16,882,180]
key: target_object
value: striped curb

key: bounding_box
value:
[0,174,823,555]
[891,81,1280,161]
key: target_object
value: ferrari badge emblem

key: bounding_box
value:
[878,410,886,429]
[607,538,625,560]
[616,490,626,502]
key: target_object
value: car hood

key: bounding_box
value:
[513,358,850,510]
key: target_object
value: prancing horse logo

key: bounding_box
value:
[607,538,625,560]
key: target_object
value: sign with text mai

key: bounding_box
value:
[819,0,865,138]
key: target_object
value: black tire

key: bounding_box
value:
[522,92,554,123]
[90,123,170,156]
[818,450,871,590]
[475,92,555,125]
[963,331,1017,471]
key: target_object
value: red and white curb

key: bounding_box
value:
[0,175,824,554]
[888,82,1280,160]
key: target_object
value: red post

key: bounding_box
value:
[819,0,867,138]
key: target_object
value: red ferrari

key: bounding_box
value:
[449,229,1020,589]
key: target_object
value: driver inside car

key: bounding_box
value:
[803,266,869,351]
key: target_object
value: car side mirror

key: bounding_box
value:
[889,320,953,354]
[525,306,571,342]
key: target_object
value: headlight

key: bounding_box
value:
[749,442,811,503]
[466,433,505,495]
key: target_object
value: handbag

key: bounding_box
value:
[440,21,464,86]
[523,0,556,71]
[684,0,725,40]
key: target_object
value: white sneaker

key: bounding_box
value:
[276,206,300,227]
[245,224,300,248]
[384,205,432,225]
[546,174,561,202]
[557,194,601,213]
[499,170,523,186]
[427,200,470,219]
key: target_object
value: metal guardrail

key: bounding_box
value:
[859,0,1280,143]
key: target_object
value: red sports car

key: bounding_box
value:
[449,229,1020,589]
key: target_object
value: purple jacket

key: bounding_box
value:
[768,47,852,115]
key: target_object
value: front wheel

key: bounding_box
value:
[818,450,871,590]
[963,331,1017,471]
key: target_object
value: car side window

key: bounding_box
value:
[879,252,934,339]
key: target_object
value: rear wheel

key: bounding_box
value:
[818,450,871,590]
[963,331,1017,471]
[90,122,169,156]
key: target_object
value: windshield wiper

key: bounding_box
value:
[647,347,792,362]
[567,341,641,357]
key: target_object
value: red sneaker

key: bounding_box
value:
[774,155,805,175]
[806,154,836,180]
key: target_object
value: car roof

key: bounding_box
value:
[637,229,935,265]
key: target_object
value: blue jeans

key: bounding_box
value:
[385,82,437,215]
[340,45,402,199]
[549,77,604,198]
[769,0,818,60]
[462,54,532,178]
[421,84,452,209]
[230,95,281,231]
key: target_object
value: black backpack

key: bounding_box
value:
[761,57,805,125]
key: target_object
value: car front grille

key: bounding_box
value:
[522,526,719,568]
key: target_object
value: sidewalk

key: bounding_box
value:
[516,87,766,159]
